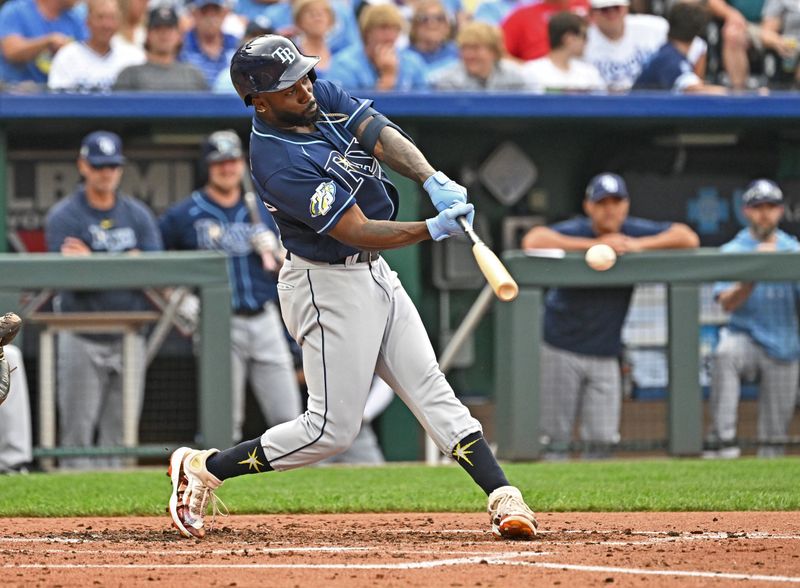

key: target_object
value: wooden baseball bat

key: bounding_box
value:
[457,217,519,302]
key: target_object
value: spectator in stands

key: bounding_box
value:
[292,0,336,76]
[633,1,727,93]
[707,0,765,89]
[760,0,800,87]
[115,6,209,91]
[327,3,428,91]
[180,0,240,87]
[114,0,147,51]
[705,180,800,459]
[159,130,303,443]
[521,173,699,460]
[408,0,459,78]
[44,130,162,470]
[48,0,144,92]
[0,345,34,474]
[0,0,87,88]
[429,21,529,90]
[501,0,590,61]
[522,11,606,92]
[212,15,272,91]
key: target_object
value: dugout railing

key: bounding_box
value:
[0,252,232,459]
[496,248,800,460]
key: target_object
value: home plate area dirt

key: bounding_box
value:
[1,512,798,587]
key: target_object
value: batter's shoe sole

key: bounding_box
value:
[494,515,537,540]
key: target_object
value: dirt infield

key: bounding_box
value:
[1,512,799,587]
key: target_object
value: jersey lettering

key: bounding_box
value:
[323,139,380,197]
[195,219,258,255]
[88,224,137,252]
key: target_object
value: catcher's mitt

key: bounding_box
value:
[0,312,22,406]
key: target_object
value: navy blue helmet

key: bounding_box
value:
[230,35,319,106]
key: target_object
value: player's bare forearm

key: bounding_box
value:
[634,223,700,251]
[717,282,754,312]
[521,226,597,251]
[329,205,431,249]
[371,126,435,184]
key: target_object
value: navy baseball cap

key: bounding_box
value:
[79,131,125,167]
[585,173,629,202]
[742,179,783,207]
[203,130,243,163]
[148,6,179,28]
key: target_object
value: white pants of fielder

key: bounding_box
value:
[263,255,481,470]
[0,345,32,471]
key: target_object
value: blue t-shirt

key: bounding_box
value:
[179,29,241,86]
[544,215,672,357]
[44,188,163,313]
[632,42,701,93]
[408,41,459,78]
[159,190,281,312]
[0,0,87,84]
[713,228,800,361]
[249,79,398,262]
[234,0,359,54]
[327,43,428,91]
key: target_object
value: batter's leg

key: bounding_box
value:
[756,353,799,457]
[539,342,584,458]
[57,332,106,470]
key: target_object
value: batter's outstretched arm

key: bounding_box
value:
[356,120,435,185]
[329,204,431,250]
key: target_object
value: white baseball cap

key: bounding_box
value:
[591,0,629,8]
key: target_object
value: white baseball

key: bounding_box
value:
[585,244,617,271]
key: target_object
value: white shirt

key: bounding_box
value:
[48,41,145,92]
[585,14,668,91]
[522,56,606,92]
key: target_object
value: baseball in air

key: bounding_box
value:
[585,244,617,271]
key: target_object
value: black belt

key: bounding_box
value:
[234,307,266,317]
[286,251,381,264]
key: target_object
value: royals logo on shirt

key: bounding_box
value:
[309,181,335,217]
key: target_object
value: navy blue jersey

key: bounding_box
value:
[632,42,701,92]
[159,190,280,311]
[249,79,399,262]
[45,188,162,313]
[544,216,672,357]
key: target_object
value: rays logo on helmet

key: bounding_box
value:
[272,47,296,64]
[309,181,335,217]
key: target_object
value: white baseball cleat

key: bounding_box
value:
[487,485,538,540]
[167,447,226,539]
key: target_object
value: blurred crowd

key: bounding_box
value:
[2,0,799,96]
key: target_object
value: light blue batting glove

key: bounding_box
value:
[426,202,475,241]
[423,171,468,213]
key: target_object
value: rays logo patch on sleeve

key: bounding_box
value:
[309,181,336,217]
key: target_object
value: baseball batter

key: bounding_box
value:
[168,35,537,541]
[159,130,302,442]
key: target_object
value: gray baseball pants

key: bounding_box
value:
[0,346,32,471]
[231,301,302,442]
[708,329,799,456]
[539,342,622,454]
[263,255,481,470]
[57,332,145,469]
